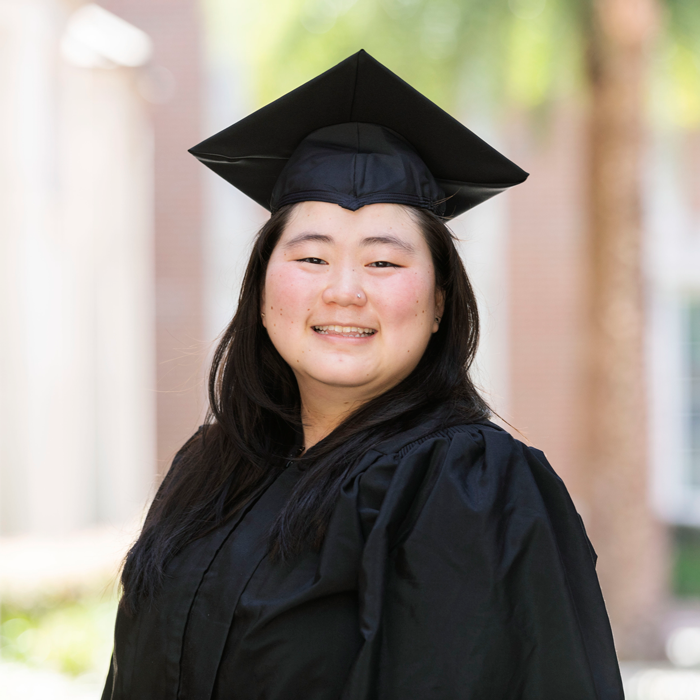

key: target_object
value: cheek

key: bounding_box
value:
[264,265,317,327]
[374,273,436,327]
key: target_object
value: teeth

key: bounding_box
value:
[313,325,376,337]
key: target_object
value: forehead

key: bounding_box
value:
[278,201,430,252]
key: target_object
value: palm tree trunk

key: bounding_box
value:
[584,0,667,659]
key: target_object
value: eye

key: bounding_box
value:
[367,261,400,268]
[297,257,328,265]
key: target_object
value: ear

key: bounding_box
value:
[433,288,445,333]
[435,288,445,318]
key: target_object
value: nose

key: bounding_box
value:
[321,266,366,307]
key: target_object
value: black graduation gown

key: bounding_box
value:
[102,420,624,700]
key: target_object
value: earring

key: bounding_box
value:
[261,312,266,318]
[435,316,440,324]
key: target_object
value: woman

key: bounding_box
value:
[103,51,624,699]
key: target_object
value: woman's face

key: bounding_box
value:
[262,201,444,406]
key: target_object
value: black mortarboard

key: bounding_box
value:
[189,50,528,219]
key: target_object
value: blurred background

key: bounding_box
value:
[1,0,700,697]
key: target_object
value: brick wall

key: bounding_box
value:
[507,104,589,513]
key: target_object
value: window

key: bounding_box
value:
[685,300,700,487]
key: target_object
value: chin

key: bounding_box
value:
[298,361,380,389]
[311,371,378,390]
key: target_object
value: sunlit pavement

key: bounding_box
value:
[3,661,700,700]
[0,661,104,700]
[621,662,700,700]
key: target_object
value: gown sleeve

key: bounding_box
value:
[341,424,624,700]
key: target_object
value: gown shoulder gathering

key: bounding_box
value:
[101,419,624,700]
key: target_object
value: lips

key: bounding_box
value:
[313,325,377,338]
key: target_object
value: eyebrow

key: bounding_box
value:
[282,232,416,254]
[360,235,416,254]
[282,233,333,250]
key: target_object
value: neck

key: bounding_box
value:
[298,383,372,451]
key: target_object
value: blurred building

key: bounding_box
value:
[500,107,700,546]
[495,102,700,655]
[0,0,158,535]
[0,0,254,541]
[647,129,700,528]
[98,0,211,478]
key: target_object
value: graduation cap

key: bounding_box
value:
[189,50,528,219]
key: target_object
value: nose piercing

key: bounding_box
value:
[356,293,362,298]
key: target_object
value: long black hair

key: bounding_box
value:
[120,203,490,614]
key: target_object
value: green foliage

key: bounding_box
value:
[202,0,700,128]
[203,0,585,114]
[664,0,700,51]
[0,592,117,677]
[650,34,700,129]
[673,527,700,598]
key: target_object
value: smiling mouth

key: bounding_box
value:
[313,325,377,338]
